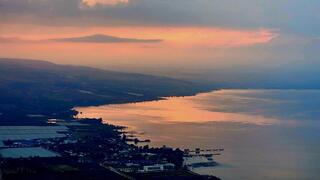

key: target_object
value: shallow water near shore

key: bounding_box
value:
[76,89,320,180]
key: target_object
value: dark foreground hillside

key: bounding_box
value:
[0,58,204,123]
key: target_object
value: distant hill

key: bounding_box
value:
[0,58,204,122]
[136,66,320,90]
[50,34,163,43]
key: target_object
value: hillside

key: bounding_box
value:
[0,58,203,122]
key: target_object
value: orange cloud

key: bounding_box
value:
[82,0,129,7]
[0,25,277,68]
[0,24,276,48]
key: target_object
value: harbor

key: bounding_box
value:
[183,148,224,169]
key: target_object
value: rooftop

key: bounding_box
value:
[0,147,60,158]
[0,126,68,140]
[0,140,5,147]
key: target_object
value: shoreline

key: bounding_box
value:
[73,88,218,109]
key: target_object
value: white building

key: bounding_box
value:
[141,163,175,172]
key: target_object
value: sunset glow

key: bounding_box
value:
[0,25,276,67]
[82,0,129,6]
[1,1,320,179]
[0,0,319,71]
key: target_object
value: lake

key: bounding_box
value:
[76,89,320,180]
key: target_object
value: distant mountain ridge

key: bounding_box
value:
[0,58,203,122]
[51,34,163,43]
[0,34,163,44]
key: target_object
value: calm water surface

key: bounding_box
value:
[76,89,320,180]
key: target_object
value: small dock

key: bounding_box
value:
[183,148,224,169]
[184,148,224,156]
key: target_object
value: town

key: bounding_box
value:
[0,117,220,180]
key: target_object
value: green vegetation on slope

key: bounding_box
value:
[0,58,203,122]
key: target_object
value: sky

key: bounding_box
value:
[0,0,319,74]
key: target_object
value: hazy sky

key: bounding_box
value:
[0,0,319,72]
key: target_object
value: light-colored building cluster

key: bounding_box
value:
[0,126,68,159]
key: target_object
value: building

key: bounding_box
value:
[0,126,68,141]
[0,147,60,159]
[140,163,175,172]
[0,141,6,148]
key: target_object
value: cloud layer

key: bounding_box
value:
[0,34,162,43]
[1,0,320,36]
[0,0,320,74]
[50,34,162,43]
[82,0,129,7]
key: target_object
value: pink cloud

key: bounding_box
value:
[82,0,129,7]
